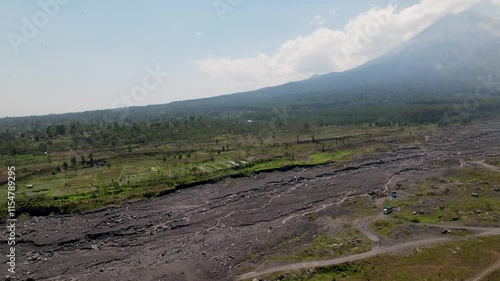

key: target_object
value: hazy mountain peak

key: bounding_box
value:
[438,10,488,24]
[239,11,500,97]
[421,10,499,37]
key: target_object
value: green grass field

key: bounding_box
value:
[390,168,500,226]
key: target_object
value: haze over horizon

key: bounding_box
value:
[2,0,500,118]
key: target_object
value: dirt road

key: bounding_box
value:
[467,259,500,281]
[473,160,500,172]
[236,225,500,280]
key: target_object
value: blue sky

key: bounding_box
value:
[1,0,499,117]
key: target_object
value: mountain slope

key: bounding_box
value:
[180,11,500,108]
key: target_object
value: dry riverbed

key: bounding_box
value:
[1,121,500,281]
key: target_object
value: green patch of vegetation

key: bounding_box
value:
[309,152,336,164]
[371,219,404,237]
[271,226,372,262]
[444,168,500,187]
[341,196,378,218]
[307,212,320,221]
[393,209,442,224]
[391,168,500,225]
[486,157,500,167]
[449,229,473,237]
[316,145,388,164]
[393,195,500,225]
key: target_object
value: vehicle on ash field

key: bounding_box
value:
[391,191,398,198]
[383,205,394,215]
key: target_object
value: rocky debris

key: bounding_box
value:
[4,278,36,281]
[412,210,427,215]
[370,190,387,198]
[450,245,462,254]
[347,236,362,245]
[471,193,480,197]
[26,251,41,263]
[332,243,343,249]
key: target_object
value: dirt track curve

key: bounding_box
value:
[236,225,500,280]
[467,259,500,281]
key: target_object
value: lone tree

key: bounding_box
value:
[89,153,94,167]
[70,156,77,167]
[62,162,69,172]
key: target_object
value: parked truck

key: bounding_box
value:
[383,205,394,215]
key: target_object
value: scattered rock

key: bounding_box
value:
[332,243,343,248]
[441,228,451,234]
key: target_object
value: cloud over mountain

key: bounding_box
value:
[196,0,483,93]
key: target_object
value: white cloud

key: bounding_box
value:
[491,0,500,13]
[310,15,326,26]
[196,32,203,36]
[196,0,482,94]
[330,7,338,16]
